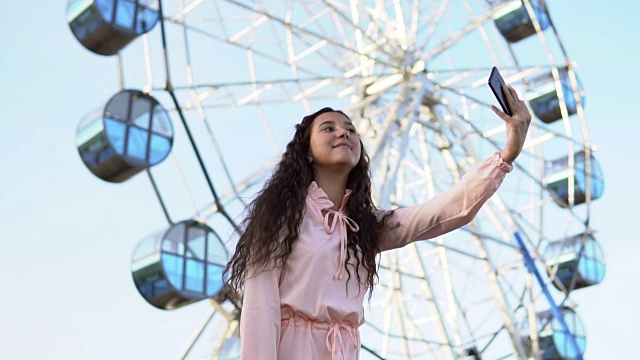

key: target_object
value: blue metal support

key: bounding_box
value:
[514,231,584,360]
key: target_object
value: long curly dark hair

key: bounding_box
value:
[225,107,395,298]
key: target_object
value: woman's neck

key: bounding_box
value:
[313,169,349,210]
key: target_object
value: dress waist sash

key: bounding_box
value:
[281,308,360,360]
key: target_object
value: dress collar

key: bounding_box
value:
[308,181,353,211]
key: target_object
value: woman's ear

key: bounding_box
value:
[307,154,313,163]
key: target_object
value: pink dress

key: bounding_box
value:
[240,153,513,360]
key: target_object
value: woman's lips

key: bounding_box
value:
[332,143,351,149]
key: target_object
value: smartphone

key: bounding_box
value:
[488,66,513,116]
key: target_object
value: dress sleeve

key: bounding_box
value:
[378,152,513,252]
[240,262,282,360]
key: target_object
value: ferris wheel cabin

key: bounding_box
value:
[527,68,586,124]
[76,90,173,183]
[493,0,550,43]
[544,233,606,292]
[131,220,229,310]
[66,0,159,55]
[543,151,604,208]
[520,307,586,360]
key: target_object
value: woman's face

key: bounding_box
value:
[308,112,362,172]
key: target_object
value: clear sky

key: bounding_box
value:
[1,1,638,359]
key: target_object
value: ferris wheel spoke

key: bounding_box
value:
[422,6,498,62]
[318,0,402,64]
[405,244,458,359]
[306,0,406,66]
[461,0,504,65]
[376,253,442,358]
[164,80,348,109]
[354,0,413,57]
[177,305,218,360]
[356,84,428,198]
[163,16,329,81]
[376,97,426,205]
[434,246,469,353]
[472,234,528,358]
[391,269,413,357]
[163,10,397,92]
[166,0,206,23]
[222,0,399,69]
[196,160,276,221]
[405,0,423,49]
[414,0,451,54]
[400,123,477,355]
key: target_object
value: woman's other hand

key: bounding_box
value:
[492,84,532,164]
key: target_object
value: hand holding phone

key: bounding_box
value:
[488,66,513,116]
[486,66,533,164]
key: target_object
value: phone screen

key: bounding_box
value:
[488,67,513,116]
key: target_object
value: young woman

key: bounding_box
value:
[225,85,531,360]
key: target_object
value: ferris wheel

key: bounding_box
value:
[67,0,606,359]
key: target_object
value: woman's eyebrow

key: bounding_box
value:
[317,119,355,129]
[318,120,336,127]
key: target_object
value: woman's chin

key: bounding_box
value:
[315,160,357,173]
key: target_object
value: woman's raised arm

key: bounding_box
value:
[378,152,512,252]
